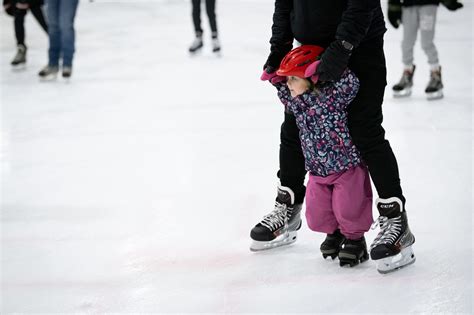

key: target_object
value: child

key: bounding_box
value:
[275,45,373,267]
[388,0,463,100]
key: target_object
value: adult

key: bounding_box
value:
[3,0,48,67]
[38,0,79,80]
[250,0,416,273]
[188,0,220,54]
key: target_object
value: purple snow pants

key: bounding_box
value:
[305,165,373,240]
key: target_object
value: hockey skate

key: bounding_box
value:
[425,68,444,100]
[338,237,369,267]
[370,197,416,274]
[188,36,203,54]
[62,67,72,82]
[320,229,346,259]
[212,39,221,54]
[392,66,415,97]
[250,186,302,251]
[11,44,27,69]
[38,65,59,81]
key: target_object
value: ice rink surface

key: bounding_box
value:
[1,0,472,313]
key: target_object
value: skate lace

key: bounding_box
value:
[370,215,402,248]
[260,202,288,231]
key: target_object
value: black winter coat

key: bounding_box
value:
[395,0,440,6]
[269,0,387,51]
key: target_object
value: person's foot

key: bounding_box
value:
[11,44,27,67]
[62,66,72,79]
[38,65,59,81]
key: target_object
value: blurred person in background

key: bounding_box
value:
[387,0,464,100]
[38,0,79,80]
[3,0,48,68]
[188,0,221,54]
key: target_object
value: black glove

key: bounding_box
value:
[315,40,352,82]
[263,44,292,73]
[388,0,402,29]
[441,0,463,11]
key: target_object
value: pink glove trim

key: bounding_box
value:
[304,60,321,84]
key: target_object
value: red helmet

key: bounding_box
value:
[276,45,325,78]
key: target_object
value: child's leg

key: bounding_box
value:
[305,175,338,234]
[401,6,419,68]
[418,5,439,68]
[331,165,373,240]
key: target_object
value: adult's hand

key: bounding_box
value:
[441,0,463,11]
[260,67,286,84]
[3,1,14,16]
[303,60,321,84]
[316,41,351,82]
[388,0,402,28]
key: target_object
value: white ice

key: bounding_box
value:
[1,0,472,313]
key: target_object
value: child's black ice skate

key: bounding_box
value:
[425,68,444,100]
[320,229,346,259]
[338,237,369,267]
[370,197,416,274]
[250,186,302,251]
[11,44,27,69]
[188,36,203,54]
[393,65,415,97]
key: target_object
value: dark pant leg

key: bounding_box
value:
[30,4,48,33]
[348,38,406,207]
[279,111,307,204]
[205,0,218,35]
[191,0,202,35]
[13,8,27,45]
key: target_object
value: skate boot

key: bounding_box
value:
[11,44,27,68]
[250,186,302,251]
[38,65,59,81]
[338,237,369,267]
[392,65,415,97]
[320,229,346,259]
[62,66,72,79]
[370,197,416,274]
[425,67,444,100]
[188,35,203,54]
[211,32,221,53]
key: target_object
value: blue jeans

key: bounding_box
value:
[46,0,79,67]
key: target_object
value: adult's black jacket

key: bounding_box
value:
[270,0,387,51]
[393,0,440,6]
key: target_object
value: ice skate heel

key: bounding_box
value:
[338,237,369,267]
[375,246,416,274]
[250,186,302,252]
[320,229,345,260]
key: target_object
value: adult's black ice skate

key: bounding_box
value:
[338,237,369,267]
[392,65,416,97]
[425,68,444,100]
[320,229,346,259]
[370,197,416,274]
[11,44,27,68]
[250,186,302,251]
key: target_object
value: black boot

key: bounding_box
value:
[338,237,369,267]
[320,229,346,259]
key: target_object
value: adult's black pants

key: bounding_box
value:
[13,4,48,46]
[191,0,217,35]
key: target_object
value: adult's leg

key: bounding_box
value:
[401,6,419,67]
[348,38,406,207]
[46,0,61,66]
[30,3,48,33]
[191,0,203,36]
[419,5,439,67]
[279,111,307,204]
[58,0,79,67]
[13,6,27,46]
[205,0,218,36]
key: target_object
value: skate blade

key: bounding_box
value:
[250,231,297,252]
[339,252,369,267]
[376,246,416,274]
[393,88,412,98]
[426,90,443,100]
[39,73,58,82]
[11,63,27,71]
